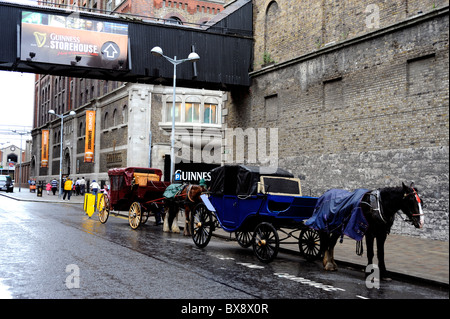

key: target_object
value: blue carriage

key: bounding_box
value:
[190,165,321,263]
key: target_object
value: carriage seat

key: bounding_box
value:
[133,172,160,186]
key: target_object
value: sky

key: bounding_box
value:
[0,70,35,149]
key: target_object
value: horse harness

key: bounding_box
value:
[361,190,391,225]
[361,189,422,227]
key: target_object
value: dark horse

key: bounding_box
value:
[163,184,206,236]
[317,182,424,279]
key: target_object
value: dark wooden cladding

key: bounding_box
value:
[0,0,253,90]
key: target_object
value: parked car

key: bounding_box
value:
[0,175,14,192]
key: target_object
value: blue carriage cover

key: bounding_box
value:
[304,188,370,241]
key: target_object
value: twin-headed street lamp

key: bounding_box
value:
[150,46,200,182]
[48,109,76,197]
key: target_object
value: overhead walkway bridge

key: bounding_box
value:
[0,0,253,90]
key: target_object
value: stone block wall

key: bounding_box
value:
[226,5,449,240]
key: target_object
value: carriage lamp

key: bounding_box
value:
[150,46,200,182]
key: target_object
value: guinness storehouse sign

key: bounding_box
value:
[21,10,128,70]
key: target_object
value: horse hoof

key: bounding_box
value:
[324,263,337,271]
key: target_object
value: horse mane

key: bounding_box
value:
[378,186,402,202]
[379,184,419,200]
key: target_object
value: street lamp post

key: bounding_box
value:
[11,131,29,192]
[48,109,76,197]
[150,46,200,182]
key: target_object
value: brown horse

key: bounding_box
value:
[317,183,424,279]
[163,184,206,235]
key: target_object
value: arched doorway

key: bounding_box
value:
[63,148,71,176]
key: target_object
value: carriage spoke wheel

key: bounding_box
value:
[235,231,253,248]
[190,203,213,248]
[98,194,110,224]
[299,228,322,261]
[252,222,279,263]
[128,202,142,230]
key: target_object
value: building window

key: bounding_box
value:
[112,108,117,126]
[167,16,183,25]
[166,102,182,122]
[185,103,200,122]
[204,103,217,124]
[78,121,84,137]
[185,96,201,123]
[162,94,221,125]
[103,112,109,130]
[122,105,128,124]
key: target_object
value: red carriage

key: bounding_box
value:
[98,167,170,229]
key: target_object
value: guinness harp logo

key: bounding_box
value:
[33,32,47,48]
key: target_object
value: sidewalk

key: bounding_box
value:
[0,187,85,204]
[2,188,448,287]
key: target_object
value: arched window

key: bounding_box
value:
[167,16,183,25]
[122,105,128,124]
[264,1,280,62]
[112,108,117,127]
[204,97,219,124]
[103,112,109,130]
[166,96,182,122]
[185,96,201,123]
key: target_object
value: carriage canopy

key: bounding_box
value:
[108,167,163,188]
[209,165,299,196]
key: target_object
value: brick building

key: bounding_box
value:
[224,0,449,240]
[31,0,231,186]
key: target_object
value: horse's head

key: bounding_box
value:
[401,182,424,229]
[187,184,207,202]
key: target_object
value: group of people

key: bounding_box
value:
[43,177,105,200]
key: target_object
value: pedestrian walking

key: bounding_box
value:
[51,178,58,195]
[101,183,109,194]
[79,177,86,195]
[45,182,51,195]
[75,178,81,196]
[90,180,100,195]
[63,177,73,200]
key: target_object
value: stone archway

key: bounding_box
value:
[63,148,71,176]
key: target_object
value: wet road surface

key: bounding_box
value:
[0,196,448,301]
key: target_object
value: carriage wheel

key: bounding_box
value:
[235,231,253,248]
[252,222,279,263]
[299,228,322,260]
[129,202,142,230]
[98,193,110,224]
[191,203,213,248]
